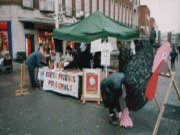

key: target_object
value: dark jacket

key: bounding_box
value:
[170,49,177,61]
[101,73,125,107]
[26,51,43,68]
[119,47,131,72]
[64,50,92,70]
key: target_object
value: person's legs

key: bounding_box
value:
[27,66,37,87]
[171,59,175,70]
[109,91,122,126]
[109,102,119,126]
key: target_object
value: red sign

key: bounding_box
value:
[0,22,8,30]
[39,31,52,37]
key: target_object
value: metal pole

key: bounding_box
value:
[55,0,60,69]
[55,0,59,28]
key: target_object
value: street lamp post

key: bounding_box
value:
[54,0,61,69]
[55,0,59,28]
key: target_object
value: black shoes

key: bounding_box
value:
[32,83,40,88]
[109,113,118,126]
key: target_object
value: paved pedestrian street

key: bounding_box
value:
[0,60,180,135]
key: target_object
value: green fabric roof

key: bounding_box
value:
[53,11,139,43]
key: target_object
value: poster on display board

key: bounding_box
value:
[82,69,101,99]
[42,69,79,98]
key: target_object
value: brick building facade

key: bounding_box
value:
[138,5,150,37]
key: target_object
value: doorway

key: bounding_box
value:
[25,34,34,56]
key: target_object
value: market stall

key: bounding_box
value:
[39,11,139,100]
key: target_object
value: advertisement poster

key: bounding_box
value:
[83,69,101,99]
[42,69,79,98]
[0,31,9,50]
[86,73,98,95]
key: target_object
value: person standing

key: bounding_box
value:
[26,47,45,88]
[170,48,178,70]
[64,43,92,70]
[117,41,131,72]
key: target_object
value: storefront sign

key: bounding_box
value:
[42,69,79,98]
[39,31,52,37]
[0,22,8,30]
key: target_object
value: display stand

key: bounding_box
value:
[152,69,180,135]
[81,69,102,105]
[81,94,102,105]
[15,63,29,96]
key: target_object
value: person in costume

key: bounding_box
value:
[101,40,154,127]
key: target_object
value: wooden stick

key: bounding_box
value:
[153,71,175,135]
[23,63,26,88]
[16,63,29,96]
[154,96,160,111]
[173,81,180,100]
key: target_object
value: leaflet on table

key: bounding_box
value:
[43,69,79,98]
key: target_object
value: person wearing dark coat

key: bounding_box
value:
[117,41,131,72]
[93,52,103,69]
[101,73,125,126]
[26,49,44,87]
[170,48,178,70]
[64,43,92,70]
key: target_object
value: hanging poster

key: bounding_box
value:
[101,49,111,66]
[0,22,9,50]
[90,38,102,53]
[0,31,9,50]
[108,37,117,50]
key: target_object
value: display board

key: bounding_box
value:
[81,69,102,104]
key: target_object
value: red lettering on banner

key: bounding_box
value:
[48,80,54,87]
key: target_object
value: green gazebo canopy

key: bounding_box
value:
[53,11,139,43]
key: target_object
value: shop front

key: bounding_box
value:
[38,31,54,50]
[0,21,12,58]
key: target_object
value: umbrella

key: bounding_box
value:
[145,42,171,101]
[124,42,154,111]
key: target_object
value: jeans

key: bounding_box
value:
[27,65,37,87]
[109,90,122,114]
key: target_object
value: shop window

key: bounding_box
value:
[22,0,34,9]
[39,0,55,12]
[65,0,73,17]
